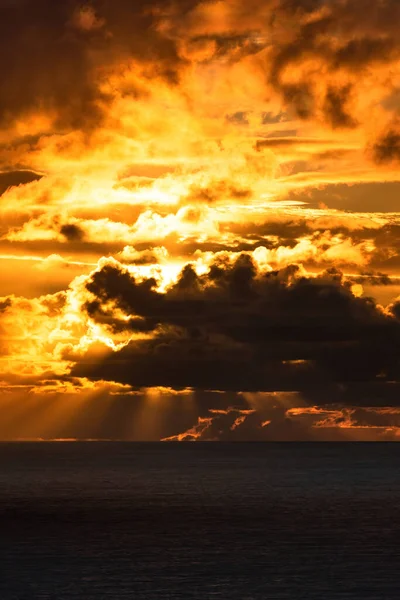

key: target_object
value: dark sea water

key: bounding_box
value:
[0,442,399,599]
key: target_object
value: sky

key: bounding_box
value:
[1,0,400,441]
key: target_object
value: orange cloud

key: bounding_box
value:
[2,0,400,438]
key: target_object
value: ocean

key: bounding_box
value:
[0,442,399,599]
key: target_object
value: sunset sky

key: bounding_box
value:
[2,0,400,440]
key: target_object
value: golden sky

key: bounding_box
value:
[2,0,400,440]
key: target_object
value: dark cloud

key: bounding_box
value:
[72,257,400,398]
[163,407,300,442]
[333,37,397,70]
[282,182,400,213]
[164,403,400,442]
[2,0,399,141]
[40,291,67,316]
[368,224,400,272]
[0,1,106,130]
[1,0,399,140]
[226,111,250,126]
[185,180,253,203]
[60,223,85,242]
[187,32,266,63]
[118,248,167,266]
[0,298,12,312]
[0,0,189,131]
[261,111,289,125]
[372,129,400,164]
[255,137,328,151]
[262,1,400,130]
[351,272,397,286]
[323,85,357,129]
[0,170,42,196]
[280,83,316,120]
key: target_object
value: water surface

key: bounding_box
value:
[0,442,399,599]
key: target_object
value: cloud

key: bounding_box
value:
[0,298,12,312]
[60,223,85,242]
[2,0,400,439]
[69,255,400,397]
[0,0,190,133]
[323,86,357,129]
[0,2,106,131]
[0,170,42,196]
[1,0,399,150]
[372,129,400,164]
[163,400,400,441]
